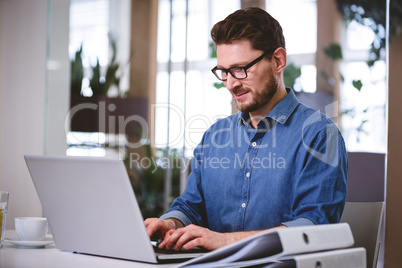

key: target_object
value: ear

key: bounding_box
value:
[272,47,287,74]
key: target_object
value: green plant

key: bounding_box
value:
[283,62,301,90]
[336,0,402,66]
[90,34,123,96]
[320,43,345,88]
[333,1,402,143]
[124,143,164,218]
[324,43,343,61]
[124,143,183,218]
[321,42,369,138]
[70,34,127,97]
[70,45,84,95]
[209,42,225,90]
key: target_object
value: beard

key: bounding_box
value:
[234,72,278,114]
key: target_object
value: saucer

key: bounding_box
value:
[5,235,54,248]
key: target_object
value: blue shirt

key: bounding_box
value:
[161,88,347,232]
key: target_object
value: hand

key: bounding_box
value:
[145,218,183,241]
[158,224,228,251]
[159,225,279,251]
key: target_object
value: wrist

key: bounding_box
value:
[223,230,263,246]
[165,218,184,230]
[223,232,237,245]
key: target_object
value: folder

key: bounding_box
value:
[176,223,356,268]
[270,247,366,268]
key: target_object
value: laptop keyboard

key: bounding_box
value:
[153,245,209,254]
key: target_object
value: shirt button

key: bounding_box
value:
[241,203,246,208]
[246,172,250,178]
[251,142,257,147]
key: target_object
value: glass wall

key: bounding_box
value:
[340,20,386,152]
[267,0,317,93]
[64,0,387,217]
[67,0,131,157]
[155,0,239,153]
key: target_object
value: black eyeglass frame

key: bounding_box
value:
[211,51,271,81]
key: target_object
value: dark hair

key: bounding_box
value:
[211,7,285,54]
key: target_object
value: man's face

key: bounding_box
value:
[216,40,278,116]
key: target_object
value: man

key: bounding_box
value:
[146,7,347,252]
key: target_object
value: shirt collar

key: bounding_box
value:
[237,87,299,126]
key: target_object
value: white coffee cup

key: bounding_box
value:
[15,217,48,241]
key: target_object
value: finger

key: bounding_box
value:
[163,225,202,250]
[144,218,159,229]
[144,218,155,227]
[158,230,173,248]
[174,229,201,251]
[181,237,203,251]
[146,225,156,238]
[146,219,162,238]
[164,228,187,250]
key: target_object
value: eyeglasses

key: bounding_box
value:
[211,51,270,81]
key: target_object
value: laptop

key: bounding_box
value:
[24,155,206,263]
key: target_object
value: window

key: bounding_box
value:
[340,21,386,152]
[155,0,239,151]
[69,0,110,98]
[67,0,131,157]
[155,0,320,151]
[267,0,317,93]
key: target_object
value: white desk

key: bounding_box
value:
[1,230,176,268]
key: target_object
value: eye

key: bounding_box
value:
[220,70,228,78]
[231,67,244,73]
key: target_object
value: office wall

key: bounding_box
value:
[0,0,47,228]
[0,0,5,191]
[385,32,402,267]
[46,0,70,156]
[0,0,69,229]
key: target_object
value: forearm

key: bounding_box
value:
[165,218,184,230]
[160,224,288,251]
[223,225,287,245]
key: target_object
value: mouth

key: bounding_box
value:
[233,91,249,100]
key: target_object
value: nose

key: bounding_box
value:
[225,73,242,92]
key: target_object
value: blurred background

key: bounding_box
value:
[1,0,402,265]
